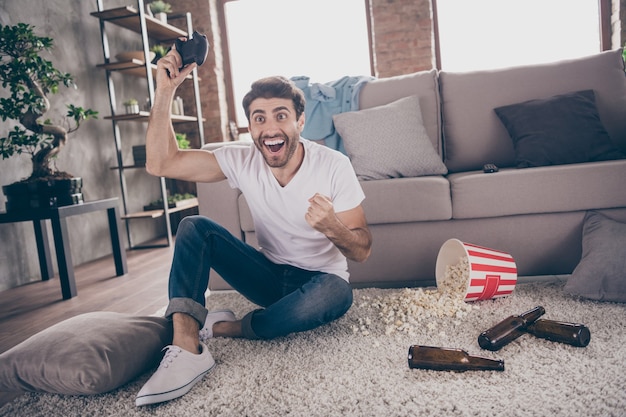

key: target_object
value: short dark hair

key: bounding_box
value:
[242,76,306,122]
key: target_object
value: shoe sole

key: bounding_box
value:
[135,362,215,406]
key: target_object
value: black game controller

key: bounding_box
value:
[174,31,209,69]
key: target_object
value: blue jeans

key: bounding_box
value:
[164,216,353,339]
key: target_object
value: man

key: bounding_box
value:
[136,46,372,406]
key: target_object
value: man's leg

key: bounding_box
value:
[235,272,353,340]
[137,215,281,406]
[138,216,353,405]
[166,216,354,341]
[166,215,286,326]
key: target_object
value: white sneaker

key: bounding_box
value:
[135,342,215,406]
[199,309,236,341]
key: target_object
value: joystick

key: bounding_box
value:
[174,31,209,69]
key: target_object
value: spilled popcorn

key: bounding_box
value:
[353,256,479,337]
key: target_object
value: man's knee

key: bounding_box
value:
[318,274,352,295]
[177,215,223,239]
[313,274,353,317]
[178,215,211,229]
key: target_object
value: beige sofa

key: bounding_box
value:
[198,49,626,290]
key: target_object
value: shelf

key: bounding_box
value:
[104,111,200,123]
[97,59,156,77]
[95,2,205,249]
[121,198,198,220]
[97,60,195,80]
[91,6,186,41]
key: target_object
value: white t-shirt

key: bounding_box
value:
[214,138,365,281]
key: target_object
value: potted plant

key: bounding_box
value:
[150,44,169,63]
[0,23,98,211]
[144,192,196,211]
[149,1,172,23]
[175,133,190,149]
[123,98,139,114]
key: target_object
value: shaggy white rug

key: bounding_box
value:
[1,277,625,417]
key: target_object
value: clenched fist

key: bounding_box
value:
[305,193,337,233]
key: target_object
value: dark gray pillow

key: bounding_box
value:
[0,312,172,394]
[494,90,626,168]
[564,211,626,303]
[333,95,447,180]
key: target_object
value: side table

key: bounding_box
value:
[0,198,128,299]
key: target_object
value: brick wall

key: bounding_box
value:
[614,0,626,48]
[169,0,229,145]
[611,0,624,49]
[368,0,434,77]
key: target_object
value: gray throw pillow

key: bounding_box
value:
[494,89,626,168]
[564,211,626,303]
[0,312,172,394]
[333,95,447,180]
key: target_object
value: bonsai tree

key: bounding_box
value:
[0,23,98,182]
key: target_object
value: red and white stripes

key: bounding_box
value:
[462,242,517,301]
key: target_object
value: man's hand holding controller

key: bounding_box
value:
[148,31,210,166]
[155,31,209,88]
[174,31,209,69]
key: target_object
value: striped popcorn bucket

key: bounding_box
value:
[435,238,518,302]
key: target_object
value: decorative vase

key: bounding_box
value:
[155,12,167,23]
[2,177,83,211]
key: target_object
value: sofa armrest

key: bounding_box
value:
[197,141,254,290]
[196,179,242,290]
[196,180,243,240]
[197,141,252,240]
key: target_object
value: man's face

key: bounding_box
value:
[248,97,304,168]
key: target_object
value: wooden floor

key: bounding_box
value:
[0,243,175,407]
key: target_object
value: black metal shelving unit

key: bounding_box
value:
[92,0,205,248]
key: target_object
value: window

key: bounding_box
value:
[434,0,602,71]
[223,0,371,129]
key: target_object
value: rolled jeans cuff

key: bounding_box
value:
[165,297,208,326]
[241,309,261,340]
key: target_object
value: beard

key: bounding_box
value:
[254,131,300,168]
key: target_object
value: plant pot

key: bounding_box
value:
[2,177,83,211]
[125,104,139,114]
[155,12,167,23]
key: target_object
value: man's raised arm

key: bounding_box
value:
[145,47,225,183]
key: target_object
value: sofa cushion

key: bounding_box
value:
[0,312,172,395]
[333,95,448,180]
[564,211,626,303]
[440,49,626,173]
[359,176,452,224]
[448,159,626,219]
[494,89,625,168]
[238,176,452,229]
[358,69,441,153]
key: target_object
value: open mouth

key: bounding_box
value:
[264,138,285,154]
